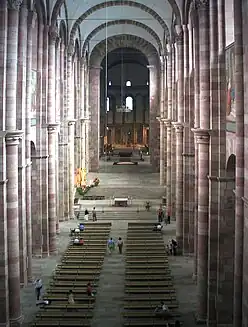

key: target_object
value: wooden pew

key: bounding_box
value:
[125,288,175,294]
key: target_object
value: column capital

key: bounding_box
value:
[58,143,68,146]
[80,115,90,122]
[67,43,74,57]
[47,123,59,133]
[194,0,209,9]
[68,119,77,126]
[161,118,171,127]
[208,175,235,182]
[27,10,37,28]
[191,128,210,144]
[7,0,23,10]
[49,26,59,44]
[174,25,183,44]
[172,122,184,133]
[89,65,103,70]
[5,130,23,145]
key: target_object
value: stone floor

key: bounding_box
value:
[21,159,198,326]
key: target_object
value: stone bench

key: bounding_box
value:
[61,259,104,264]
[124,295,177,301]
[36,310,93,319]
[124,302,178,309]
[55,269,101,275]
[126,265,169,269]
[123,319,181,327]
[39,303,94,311]
[32,319,91,327]
[125,288,175,294]
[126,275,172,281]
[126,260,169,264]
[42,295,95,302]
[46,287,97,293]
[53,275,100,281]
[36,311,93,318]
[126,281,173,287]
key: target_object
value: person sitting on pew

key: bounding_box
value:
[73,237,80,245]
[86,282,95,296]
[154,301,172,318]
[68,290,75,304]
[79,238,84,245]
[79,223,85,231]
[153,223,163,232]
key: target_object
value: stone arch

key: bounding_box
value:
[216,154,236,323]
[81,19,163,57]
[88,34,160,172]
[68,0,171,45]
[90,34,159,67]
[59,19,67,45]
[51,0,181,28]
[34,0,47,25]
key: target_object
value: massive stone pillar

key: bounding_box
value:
[6,1,24,324]
[171,43,177,219]
[17,3,27,287]
[159,59,165,185]
[58,42,65,222]
[207,1,219,324]
[149,65,160,172]
[0,2,9,325]
[63,49,69,220]
[165,44,173,213]
[192,13,200,281]
[193,1,210,322]
[41,25,49,256]
[173,26,184,251]
[188,22,195,255]
[25,10,36,281]
[68,120,76,219]
[47,26,59,254]
[233,1,244,326]
[6,132,24,326]
[89,66,101,172]
[182,24,190,255]
[32,22,44,257]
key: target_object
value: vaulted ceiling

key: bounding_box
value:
[50,0,183,56]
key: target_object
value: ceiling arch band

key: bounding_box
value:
[89,34,159,67]
[81,19,162,57]
[51,0,181,27]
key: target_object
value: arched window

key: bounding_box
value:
[106,97,110,112]
[125,96,133,110]
[126,80,131,87]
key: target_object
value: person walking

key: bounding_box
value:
[34,278,43,301]
[117,237,123,254]
[92,207,97,222]
[167,206,171,224]
[107,237,115,254]
[157,205,164,223]
[84,209,89,221]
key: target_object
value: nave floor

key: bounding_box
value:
[21,160,198,326]
[21,219,198,326]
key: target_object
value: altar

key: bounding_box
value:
[113,197,129,207]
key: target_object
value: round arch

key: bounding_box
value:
[90,34,159,67]
[82,19,162,57]
[51,0,181,28]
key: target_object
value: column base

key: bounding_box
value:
[194,313,206,325]
[192,273,197,282]
[0,323,10,327]
[42,252,50,258]
[32,252,43,259]
[49,250,58,256]
[9,315,24,327]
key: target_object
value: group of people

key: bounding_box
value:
[107,237,124,254]
[166,239,178,256]
[157,205,171,225]
[68,282,95,304]
[76,207,97,221]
